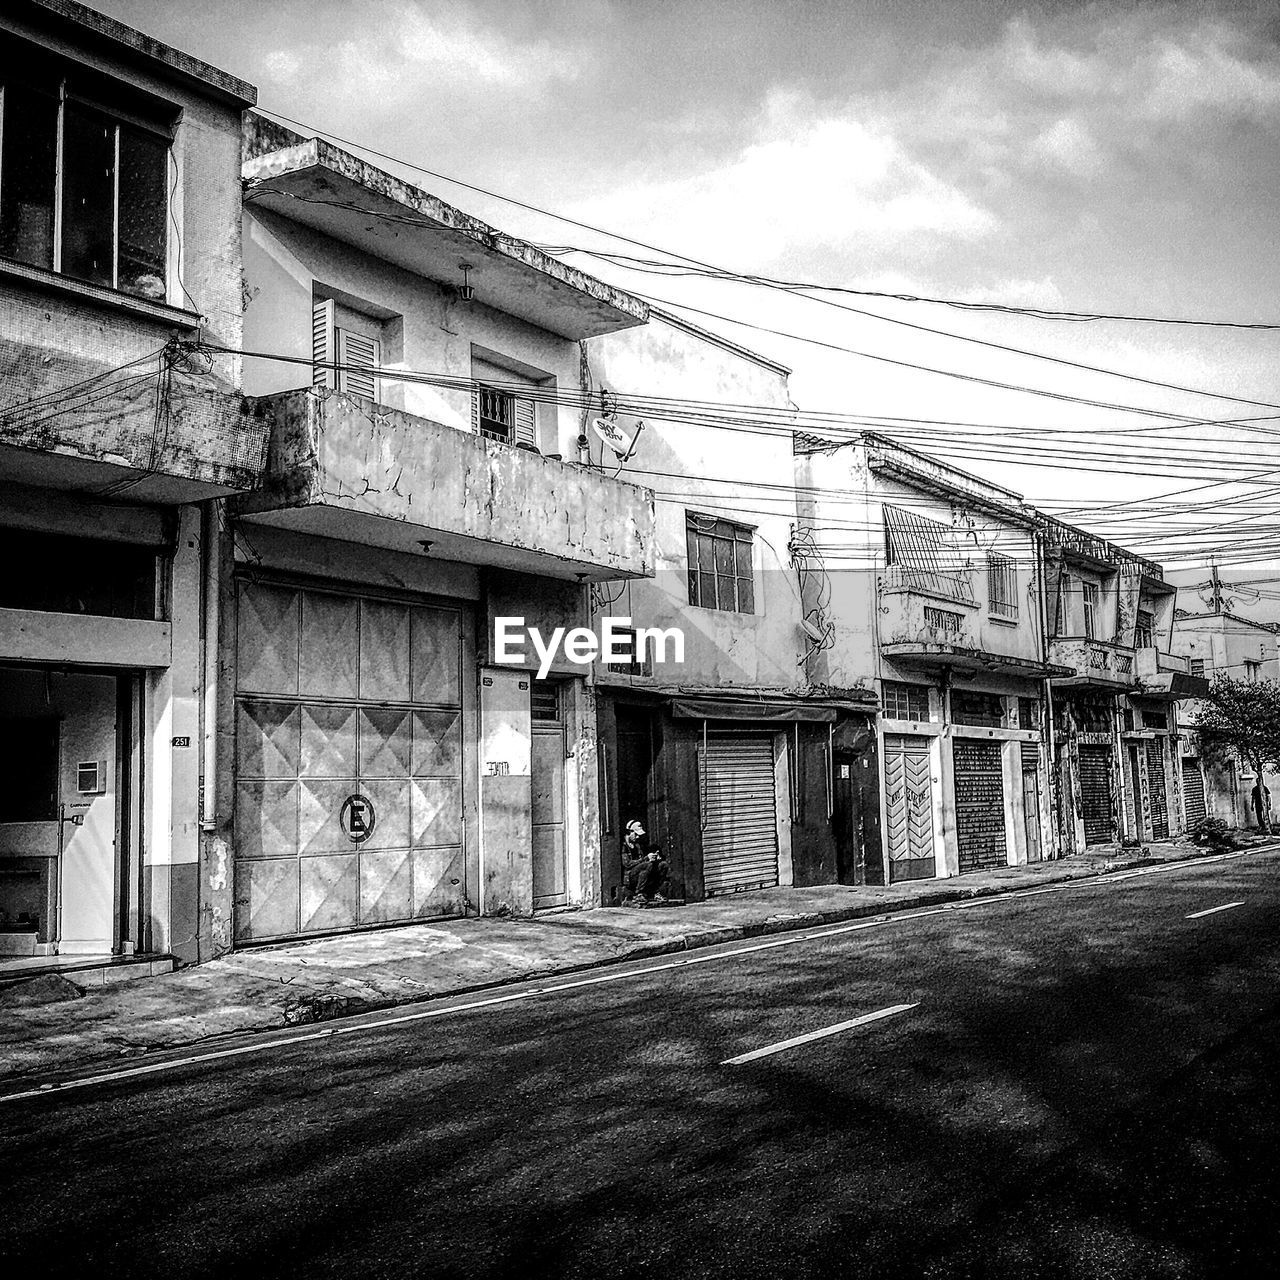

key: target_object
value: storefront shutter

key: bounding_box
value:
[701,735,778,894]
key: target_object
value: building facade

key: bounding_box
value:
[0,0,261,964]
[584,314,876,905]
[795,435,1059,883]
[1171,609,1280,829]
[1041,518,1208,852]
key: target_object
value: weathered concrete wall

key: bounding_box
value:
[244,387,654,578]
[586,314,806,692]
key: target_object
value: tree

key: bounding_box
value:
[1193,677,1280,834]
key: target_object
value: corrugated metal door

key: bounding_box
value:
[1020,741,1042,863]
[954,739,1006,872]
[1183,758,1207,826]
[1079,745,1113,845]
[701,735,778,894]
[883,734,935,882]
[234,580,467,943]
[1146,738,1169,838]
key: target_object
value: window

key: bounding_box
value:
[882,504,973,603]
[531,683,562,723]
[686,514,754,613]
[951,690,1005,728]
[471,354,538,447]
[0,58,170,300]
[1143,709,1168,730]
[0,526,156,618]
[987,552,1018,619]
[1135,609,1155,648]
[1189,658,1205,678]
[1081,581,1099,639]
[1018,697,1039,730]
[601,626,652,678]
[312,298,381,398]
[882,681,930,721]
[1245,659,1261,683]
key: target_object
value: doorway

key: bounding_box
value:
[0,668,126,957]
[531,683,567,909]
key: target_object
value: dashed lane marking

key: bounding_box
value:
[0,845,1265,1107]
[1186,901,1246,920]
[722,1003,919,1066]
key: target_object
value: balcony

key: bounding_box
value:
[1135,646,1210,699]
[878,570,1063,676]
[0,331,268,503]
[1049,637,1139,690]
[236,388,656,580]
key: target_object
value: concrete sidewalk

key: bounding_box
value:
[0,839,1267,1086]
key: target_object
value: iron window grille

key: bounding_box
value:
[602,626,652,678]
[882,504,974,603]
[1189,658,1206,678]
[531,683,562,723]
[882,680,930,721]
[987,552,1018,619]
[1135,609,1155,648]
[686,514,755,613]
[477,386,514,442]
[923,606,963,632]
[1018,697,1039,730]
[0,60,172,301]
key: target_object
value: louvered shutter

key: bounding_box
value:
[337,329,379,399]
[514,395,537,446]
[312,298,335,389]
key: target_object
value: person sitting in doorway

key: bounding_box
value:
[622,818,670,906]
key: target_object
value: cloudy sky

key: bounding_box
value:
[100,0,1280,575]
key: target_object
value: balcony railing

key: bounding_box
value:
[1049,637,1138,686]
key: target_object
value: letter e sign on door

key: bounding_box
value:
[340,793,376,844]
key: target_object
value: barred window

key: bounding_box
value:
[1189,658,1205,678]
[1018,697,1039,730]
[1082,581,1099,639]
[987,552,1018,619]
[686,514,754,613]
[882,504,973,603]
[1135,609,1155,648]
[882,681,930,721]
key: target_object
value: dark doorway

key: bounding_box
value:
[602,704,661,905]
[833,742,884,886]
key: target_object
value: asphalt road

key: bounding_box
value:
[5,850,1280,1279]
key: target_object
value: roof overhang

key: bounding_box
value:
[243,139,649,341]
[881,643,1071,678]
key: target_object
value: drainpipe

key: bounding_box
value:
[1035,530,1060,856]
[201,500,220,832]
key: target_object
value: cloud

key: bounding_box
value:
[567,89,997,270]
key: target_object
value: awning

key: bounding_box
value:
[671,697,867,723]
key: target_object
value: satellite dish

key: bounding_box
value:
[591,416,642,460]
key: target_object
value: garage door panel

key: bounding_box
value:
[1183,759,1206,826]
[702,735,779,894]
[300,853,359,933]
[360,848,413,924]
[414,845,465,917]
[299,778,358,855]
[1079,745,1114,845]
[360,600,411,703]
[236,780,299,859]
[238,701,300,778]
[359,779,412,851]
[359,706,413,778]
[299,592,358,699]
[412,778,462,846]
[234,858,297,942]
[300,703,357,777]
[237,584,299,696]
[953,739,1006,873]
[412,606,462,706]
[413,710,462,777]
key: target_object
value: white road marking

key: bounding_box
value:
[1185,901,1245,919]
[722,1003,918,1066]
[0,845,1263,1107]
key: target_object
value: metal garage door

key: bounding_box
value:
[883,734,936,882]
[953,739,1007,872]
[234,580,467,942]
[1146,738,1169,839]
[701,735,778,894]
[1183,758,1207,826]
[1079,745,1114,845]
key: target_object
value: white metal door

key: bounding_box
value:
[701,735,778,894]
[883,734,935,882]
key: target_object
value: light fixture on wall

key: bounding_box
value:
[457,262,475,303]
[418,540,433,555]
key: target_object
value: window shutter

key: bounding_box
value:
[312,298,335,389]
[514,395,536,446]
[471,385,480,434]
[337,329,379,399]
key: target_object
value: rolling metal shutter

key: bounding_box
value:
[1079,745,1113,845]
[701,735,778,894]
[1183,758,1207,826]
[1146,739,1169,839]
[953,739,1006,872]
